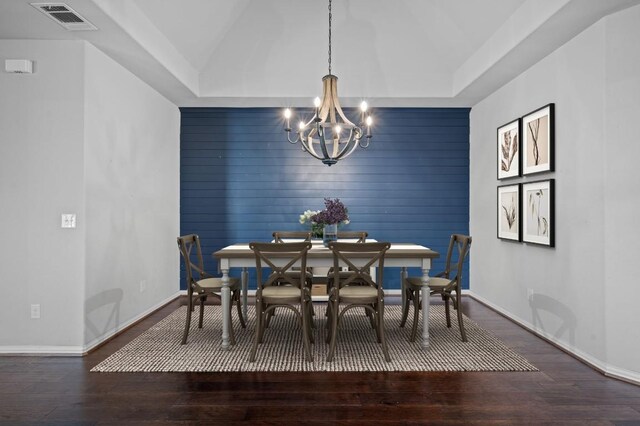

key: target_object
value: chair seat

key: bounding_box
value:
[197,277,240,290]
[406,276,451,289]
[339,285,379,299]
[262,285,302,299]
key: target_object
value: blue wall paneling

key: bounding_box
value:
[180,107,470,290]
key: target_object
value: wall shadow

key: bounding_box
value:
[529,293,577,345]
[84,288,124,344]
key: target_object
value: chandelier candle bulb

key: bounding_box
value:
[360,101,368,123]
[284,108,292,130]
[313,97,321,118]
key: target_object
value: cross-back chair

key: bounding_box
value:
[336,231,368,242]
[249,241,314,362]
[271,231,314,323]
[326,241,391,362]
[177,234,245,345]
[272,231,313,243]
[400,234,472,342]
[326,231,368,293]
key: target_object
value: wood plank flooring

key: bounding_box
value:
[1,297,640,425]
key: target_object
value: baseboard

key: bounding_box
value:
[0,291,181,357]
[467,291,640,387]
[0,345,86,356]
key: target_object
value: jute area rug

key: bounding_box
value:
[92,304,537,372]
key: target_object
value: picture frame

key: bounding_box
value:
[497,118,521,179]
[522,179,555,247]
[497,184,521,241]
[522,103,554,175]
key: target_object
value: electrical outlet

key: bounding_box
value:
[61,214,76,228]
[139,280,147,293]
[31,304,40,319]
[527,288,534,301]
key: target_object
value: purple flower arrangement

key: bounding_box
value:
[311,198,350,225]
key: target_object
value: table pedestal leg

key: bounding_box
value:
[221,268,231,350]
[241,267,248,319]
[421,267,430,349]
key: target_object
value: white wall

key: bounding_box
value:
[470,5,640,382]
[602,6,640,380]
[0,40,86,352]
[0,39,180,353]
[83,43,180,348]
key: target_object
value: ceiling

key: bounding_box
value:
[1,0,639,107]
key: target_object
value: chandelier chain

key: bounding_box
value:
[328,0,332,75]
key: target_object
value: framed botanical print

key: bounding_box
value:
[497,184,521,241]
[522,179,555,247]
[522,103,554,175]
[497,119,520,179]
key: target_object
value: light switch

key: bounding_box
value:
[61,214,76,228]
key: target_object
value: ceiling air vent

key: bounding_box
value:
[30,3,97,31]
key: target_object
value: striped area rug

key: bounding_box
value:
[91,304,537,372]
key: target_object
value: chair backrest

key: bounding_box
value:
[328,242,390,294]
[442,234,472,284]
[336,231,368,242]
[272,231,312,243]
[249,241,312,289]
[177,234,206,291]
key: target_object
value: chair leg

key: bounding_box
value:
[234,290,246,329]
[325,298,334,344]
[249,298,263,362]
[198,296,205,328]
[374,306,382,344]
[307,299,316,330]
[181,295,194,345]
[367,305,376,329]
[378,298,391,362]
[227,295,236,346]
[443,294,451,328]
[265,308,274,329]
[399,288,411,327]
[301,304,313,362]
[410,289,420,342]
[326,300,339,362]
[455,289,467,342]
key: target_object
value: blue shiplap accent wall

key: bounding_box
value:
[180,107,470,290]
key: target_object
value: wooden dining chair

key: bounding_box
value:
[400,234,472,342]
[326,241,391,362]
[326,231,368,294]
[272,231,312,243]
[177,234,246,345]
[249,241,314,362]
[336,231,368,242]
[272,230,314,287]
[271,231,314,324]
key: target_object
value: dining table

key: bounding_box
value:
[213,241,439,351]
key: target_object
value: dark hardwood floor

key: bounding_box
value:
[2,297,640,425]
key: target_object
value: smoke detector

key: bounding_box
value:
[30,3,97,31]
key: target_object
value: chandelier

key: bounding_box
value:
[283,0,373,166]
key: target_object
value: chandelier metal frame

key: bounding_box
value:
[284,0,372,166]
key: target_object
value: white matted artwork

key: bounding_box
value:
[522,179,554,247]
[522,104,554,175]
[497,184,520,241]
[497,119,520,179]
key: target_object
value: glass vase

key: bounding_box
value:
[323,223,338,247]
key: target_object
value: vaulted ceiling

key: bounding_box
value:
[1,0,639,106]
